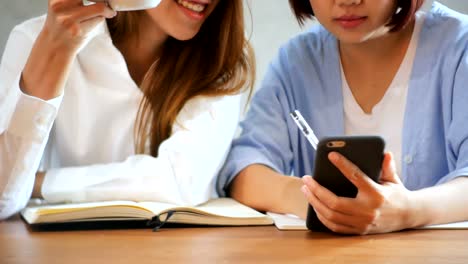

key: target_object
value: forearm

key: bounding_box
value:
[21,29,75,100]
[40,154,215,205]
[229,164,308,219]
[407,176,468,228]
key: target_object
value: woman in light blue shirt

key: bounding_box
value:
[218,0,468,234]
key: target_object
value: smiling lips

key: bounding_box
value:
[335,15,367,29]
[177,0,207,13]
[176,0,209,20]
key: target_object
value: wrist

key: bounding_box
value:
[282,176,308,219]
[21,31,76,100]
[36,29,78,61]
[38,27,81,53]
[403,190,432,228]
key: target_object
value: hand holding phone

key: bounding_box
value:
[306,136,385,232]
[86,0,161,11]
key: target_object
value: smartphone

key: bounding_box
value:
[85,0,161,11]
[306,136,385,232]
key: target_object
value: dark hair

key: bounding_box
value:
[289,0,425,32]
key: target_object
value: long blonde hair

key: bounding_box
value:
[107,1,255,156]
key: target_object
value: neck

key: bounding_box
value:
[117,13,168,85]
[339,20,415,69]
[338,20,416,114]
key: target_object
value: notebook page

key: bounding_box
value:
[267,212,307,230]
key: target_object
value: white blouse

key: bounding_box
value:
[0,16,244,219]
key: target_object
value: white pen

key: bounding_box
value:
[290,110,319,150]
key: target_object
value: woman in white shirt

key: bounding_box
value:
[0,0,254,220]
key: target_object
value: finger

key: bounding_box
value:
[380,152,403,184]
[303,176,353,215]
[303,176,371,216]
[80,16,106,32]
[302,185,368,228]
[328,152,380,193]
[315,212,367,235]
[303,176,338,204]
[68,3,116,22]
[53,4,115,36]
[49,0,86,13]
[302,177,376,227]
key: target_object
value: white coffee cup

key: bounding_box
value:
[84,0,161,11]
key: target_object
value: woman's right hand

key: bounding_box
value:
[42,0,116,51]
[20,0,116,100]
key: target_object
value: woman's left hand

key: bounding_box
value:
[301,152,412,235]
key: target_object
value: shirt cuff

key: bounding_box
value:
[7,73,63,141]
[18,84,64,110]
[436,168,468,186]
[8,91,61,142]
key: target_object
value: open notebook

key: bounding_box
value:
[21,198,274,227]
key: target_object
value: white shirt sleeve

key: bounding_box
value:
[1,18,244,220]
[0,25,63,220]
[42,94,242,206]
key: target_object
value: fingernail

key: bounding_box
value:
[301,185,310,197]
[328,152,339,162]
[302,175,313,186]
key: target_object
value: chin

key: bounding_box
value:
[334,32,369,44]
[172,33,197,41]
[169,27,201,41]
[338,37,366,44]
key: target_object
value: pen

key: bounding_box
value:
[289,110,319,150]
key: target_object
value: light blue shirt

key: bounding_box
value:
[217,2,468,196]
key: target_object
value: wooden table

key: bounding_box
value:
[1,217,467,264]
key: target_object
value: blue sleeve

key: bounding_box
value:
[437,41,468,185]
[216,53,294,196]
